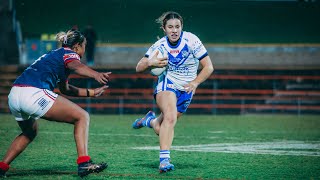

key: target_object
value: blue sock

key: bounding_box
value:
[145,117,155,128]
[160,150,170,162]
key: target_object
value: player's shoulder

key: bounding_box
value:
[51,47,80,61]
[148,37,166,52]
[153,36,167,47]
[182,31,201,41]
[50,47,70,56]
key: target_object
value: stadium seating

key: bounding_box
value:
[1,66,319,115]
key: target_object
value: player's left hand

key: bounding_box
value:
[184,81,199,94]
[94,85,109,97]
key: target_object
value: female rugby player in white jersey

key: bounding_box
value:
[0,29,109,177]
[132,11,214,172]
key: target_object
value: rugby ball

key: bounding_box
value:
[149,47,168,76]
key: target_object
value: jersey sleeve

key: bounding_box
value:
[63,52,81,67]
[145,38,166,58]
[190,33,208,61]
[145,44,156,58]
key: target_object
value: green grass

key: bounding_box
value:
[0,114,320,179]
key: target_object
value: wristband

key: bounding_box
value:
[90,89,95,97]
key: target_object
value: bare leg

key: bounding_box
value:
[43,95,107,177]
[151,112,183,135]
[42,95,90,157]
[156,91,177,150]
[2,119,38,164]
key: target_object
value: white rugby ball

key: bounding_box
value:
[149,47,168,76]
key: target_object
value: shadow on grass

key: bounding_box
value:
[136,161,202,170]
[7,163,204,179]
[7,168,77,177]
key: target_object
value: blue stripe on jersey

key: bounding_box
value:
[198,52,208,61]
[162,75,166,91]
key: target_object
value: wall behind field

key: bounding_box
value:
[15,0,320,43]
[93,44,320,69]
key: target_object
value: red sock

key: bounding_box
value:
[0,162,9,171]
[77,156,91,164]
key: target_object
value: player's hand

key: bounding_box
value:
[148,51,168,68]
[184,81,199,94]
[94,72,112,84]
[94,85,109,97]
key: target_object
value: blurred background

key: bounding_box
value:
[0,0,320,115]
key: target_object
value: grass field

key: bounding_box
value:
[0,113,320,179]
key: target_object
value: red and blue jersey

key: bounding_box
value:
[13,47,80,91]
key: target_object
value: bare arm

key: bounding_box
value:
[67,60,111,84]
[184,55,214,93]
[58,81,109,97]
[136,57,150,73]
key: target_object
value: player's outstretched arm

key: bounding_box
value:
[67,60,111,84]
[58,81,109,97]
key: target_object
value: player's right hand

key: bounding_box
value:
[94,85,109,97]
[148,51,168,68]
[94,72,112,84]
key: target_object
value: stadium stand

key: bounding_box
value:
[1,66,319,115]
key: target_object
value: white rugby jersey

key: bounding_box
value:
[145,31,208,91]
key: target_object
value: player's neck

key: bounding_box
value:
[168,38,180,46]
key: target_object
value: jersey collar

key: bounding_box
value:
[166,31,183,49]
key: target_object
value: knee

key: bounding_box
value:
[78,111,90,125]
[23,129,37,141]
[163,114,177,126]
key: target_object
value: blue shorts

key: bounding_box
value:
[154,77,193,113]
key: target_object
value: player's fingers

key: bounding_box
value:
[159,57,168,61]
[101,85,109,90]
[103,72,112,78]
[100,74,109,82]
[185,85,194,94]
[95,86,108,97]
[98,78,107,84]
[102,74,110,80]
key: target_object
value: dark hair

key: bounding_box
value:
[156,11,183,28]
[56,30,85,48]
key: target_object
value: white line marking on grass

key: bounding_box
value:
[133,141,320,156]
[208,131,224,134]
[2,130,219,139]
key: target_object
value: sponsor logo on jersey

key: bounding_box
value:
[181,50,189,58]
[184,100,191,108]
[170,50,180,54]
[169,57,182,64]
[168,66,189,74]
[63,53,80,61]
[167,84,175,89]
[194,44,204,56]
